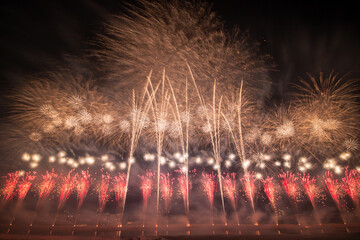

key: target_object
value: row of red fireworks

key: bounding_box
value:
[1,168,360,217]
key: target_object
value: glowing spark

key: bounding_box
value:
[22,153,31,161]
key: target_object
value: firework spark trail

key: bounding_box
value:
[1,172,20,208]
[222,173,239,225]
[300,173,322,227]
[167,75,190,227]
[261,177,278,225]
[121,74,155,226]
[146,71,171,228]
[202,172,217,226]
[241,172,256,214]
[140,171,154,227]
[342,167,360,215]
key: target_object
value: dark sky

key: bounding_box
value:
[0,0,359,99]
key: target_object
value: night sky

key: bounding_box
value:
[0,0,359,107]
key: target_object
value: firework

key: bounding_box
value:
[57,170,77,211]
[300,173,318,209]
[294,73,360,155]
[342,168,360,213]
[17,172,36,201]
[160,173,173,212]
[222,173,238,208]
[97,0,271,102]
[140,171,154,213]
[1,172,20,203]
[261,177,278,224]
[38,169,58,205]
[222,173,239,225]
[113,173,127,209]
[76,170,91,210]
[278,171,298,203]
[98,172,110,213]
[241,172,256,213]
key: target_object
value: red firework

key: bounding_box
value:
[113,173,127,208]
[278,171,298,203]
[160,173,173,211]
[323,171,341,208]
[76,170,91,209]
[17,172,36,201]
[38,169,58,203]
[201,172,217,208]
[262,177,276,208]
[300,173,318,208]
[342,167,359,209]
[139,171,154,212]
[2,172,20,202]
[178,172,187,209]
[98,172,110,212]
[58,170,77,211]
[241,172,256,212]
[222,173,237,208]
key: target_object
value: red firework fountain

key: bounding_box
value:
[241,172,256,214]
[300,173,323,230]
[17,172,36,201]
[72,170,91,235]
[160,173,173,213]
[342,167,360,215]
[95,172,110,236]
[140,171,154,228]
[28,169,57,235]
[178,171,188,220]
[1,172,20,204]
[113,173,127,210]
[57,170,77,211]
[261,177,278,224]
[202,172,217,227]
[222,173,239,225]
[7,172,36,234]
[50,170,77,235]
[38,169,58,206]
[324,171,349,232]
[278,171,301,231]
[76,170,91,210]
[98,172,110,213]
